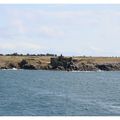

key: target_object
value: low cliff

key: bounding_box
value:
[48,56,120,71]
[1,55,120,71]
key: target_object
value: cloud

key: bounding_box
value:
[39,26,64,38]
[7,8,92,16]
[11,18,27,33]
[1,5,120,56]
[0,42,43,50]
[89,46,105,53]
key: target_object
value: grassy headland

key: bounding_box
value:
[1,55,120,71]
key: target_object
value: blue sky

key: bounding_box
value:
[1,4,120,56]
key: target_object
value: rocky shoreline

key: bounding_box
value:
[1,55,120,71]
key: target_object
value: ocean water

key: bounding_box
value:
[0,70,120,116]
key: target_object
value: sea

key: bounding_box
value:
[0,70,120,116]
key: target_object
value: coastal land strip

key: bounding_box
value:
[1,55,120,71]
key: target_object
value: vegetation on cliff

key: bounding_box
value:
[1,54,120,71]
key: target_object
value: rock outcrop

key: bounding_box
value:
[50,56,120,71]
[18,59,36,70]
[50,55,78,71]
[1,55,120,71]
[95,63,120,71]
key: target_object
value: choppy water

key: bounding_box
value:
[0,70,120,116]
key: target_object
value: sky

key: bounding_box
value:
[1,4,120,56]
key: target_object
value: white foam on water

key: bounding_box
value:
[1,68,18,70]
[12,68,18,70]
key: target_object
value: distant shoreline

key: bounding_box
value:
[1,55,120,71]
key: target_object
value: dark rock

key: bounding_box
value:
[50,56,75,70]
[76,63,98,71]
[1,66,8,69]
[57,66,65,70]
[95,63,120,71]
[96,64,109,71]
[18,59,36,70]
[22,64,36,70]
[18,59,28,68]
[50,56,99,71]
[8,63,17,69]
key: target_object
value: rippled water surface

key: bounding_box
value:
[0,70,120,115]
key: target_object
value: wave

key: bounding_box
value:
[70,70,103,72]
[1,68,18,71]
